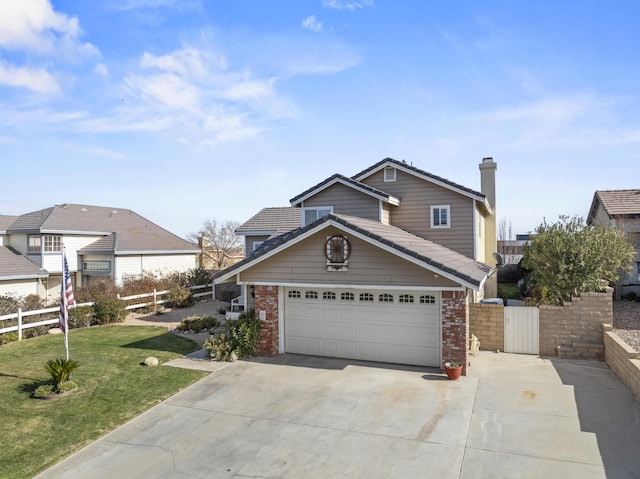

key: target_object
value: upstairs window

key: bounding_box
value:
[27,235,41,253]
[384,167,397,182]
[44,235,62,252]
[302,206,333,226]
[252,241,264,251]
[431,205,450,229]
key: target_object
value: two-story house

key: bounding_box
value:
[588,190,640,296]
[214,158,497,371]
[0,203,200,304]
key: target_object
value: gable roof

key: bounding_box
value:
[215,213,490,290]
[235,207,302,236]
[0,215,18,232]
[0,246,49,280]
[7,204,198,254]
[352,158,491,212]
[289,173,400,207]
[588,190,640,223]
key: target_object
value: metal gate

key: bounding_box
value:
[504,306,539,354]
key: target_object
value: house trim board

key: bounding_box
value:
[237,280,466,292]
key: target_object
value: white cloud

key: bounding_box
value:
[322,0,373,10]
[94,63,110,77]
[0,61,60,94]
[301,15,323,32]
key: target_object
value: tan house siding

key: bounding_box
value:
[239,226,459,288]
[303,183,381,222]
[362,169,475,258]
[381,203,391,224]
[244,235,272,256]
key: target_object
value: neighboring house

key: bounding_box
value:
[0,204,199,304]
[497,234,535,265]
[197,236,244,270]
[215,158,498,371]
[587,190,640,296]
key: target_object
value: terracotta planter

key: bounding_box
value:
[444,365,463,380]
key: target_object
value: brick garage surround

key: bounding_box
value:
[254,285,279,356]
[441,290,469,375]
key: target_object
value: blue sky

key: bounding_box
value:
[1,0,639,239]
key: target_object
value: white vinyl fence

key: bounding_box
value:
[0,283,216,341]
[504,306,539,354]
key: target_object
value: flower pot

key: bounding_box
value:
[444,365,463,380]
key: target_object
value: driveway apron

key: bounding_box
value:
[35,352,640,479]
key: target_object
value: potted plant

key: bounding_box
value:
[443,361,463,380]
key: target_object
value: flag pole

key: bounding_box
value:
[59,244,74,361]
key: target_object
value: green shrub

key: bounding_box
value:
[204,333,234,361]
[93,296,126,324]
[227,310,261,358]
[166,284,194,308]
[56,380,78,393]
[186,267,212,286]
[68,306,94,329]
[623,292,639,302]
[0,332,19,344]
[45,358,79,386]
[32,384,55,398]
[176,315,220,333]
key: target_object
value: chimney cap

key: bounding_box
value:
[482,157,494,162]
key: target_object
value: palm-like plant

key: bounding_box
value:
[45,358,79,386]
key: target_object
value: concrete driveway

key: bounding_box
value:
[36,352,640,479]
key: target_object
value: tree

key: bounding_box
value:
[187,220,243,269]
[521,215,635,305]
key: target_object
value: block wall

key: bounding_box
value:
[468,303,504,352]
[603,325,640,403]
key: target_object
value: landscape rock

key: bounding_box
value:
[143,356,159,367]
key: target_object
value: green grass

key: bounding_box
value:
[499,282,521,300]
[0,326,208,479]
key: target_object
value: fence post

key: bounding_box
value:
[211,283,215,301]
[17,308,22,341]
[153,289,157,305]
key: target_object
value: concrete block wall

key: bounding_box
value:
[254,285,279,356]
[603,324,640,403]
[539,291,612,359]
[469,303,504,352]
[441,290,469,375]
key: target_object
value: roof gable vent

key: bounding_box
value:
[384,167,396,182]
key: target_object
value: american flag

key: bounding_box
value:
[59,250,75,334]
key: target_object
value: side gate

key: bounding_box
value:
[504,306,539,354]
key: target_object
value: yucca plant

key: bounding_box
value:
[45,358,79,386]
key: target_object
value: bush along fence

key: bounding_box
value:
[0,283,217,341]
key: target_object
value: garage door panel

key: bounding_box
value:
[285,288,441,367]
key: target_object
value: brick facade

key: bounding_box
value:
[441,290,469,375]
[254,285,279,356]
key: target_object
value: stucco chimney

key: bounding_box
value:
[479,157,497,210]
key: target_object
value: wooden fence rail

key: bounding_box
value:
[0,283,216,340]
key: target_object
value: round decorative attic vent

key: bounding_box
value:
[325,235,351,264]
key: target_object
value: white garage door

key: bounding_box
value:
[284,288,440,367]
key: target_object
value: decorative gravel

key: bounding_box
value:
[613,300,640,353]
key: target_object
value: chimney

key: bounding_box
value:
[479,157,497,210]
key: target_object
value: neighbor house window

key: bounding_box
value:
[43,235,62,252]
[83,261,110,272]
[302,207,333,226]
[27,235,41,253]
[384,167,397,182]
[252,241,264,251]
[431,205,450,228]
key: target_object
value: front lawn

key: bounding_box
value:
[0,326,208,479]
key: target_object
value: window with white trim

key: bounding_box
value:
[399,294,414,303]
[379,293,394,303]
[384,167,397,182]
[420,295,436,304]
[431,205,450,228]
[27,235,41,253]
[252,241,264,251]
[359,293,374,302]
[302,207,333,226]
[44,235,62,252]
[83,261,110,272]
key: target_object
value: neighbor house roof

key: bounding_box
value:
[216,213,491,290]
[0,246,49,280]
[0,215,18,232]
[352,157,491,211]
[7,204,199,255]
[235,207,302,237]
[289,173,400,207]
[588,190,640,222]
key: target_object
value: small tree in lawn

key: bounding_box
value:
[187,220,243,270]
[521,215,635,305]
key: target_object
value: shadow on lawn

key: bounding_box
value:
[121,332,199,355]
